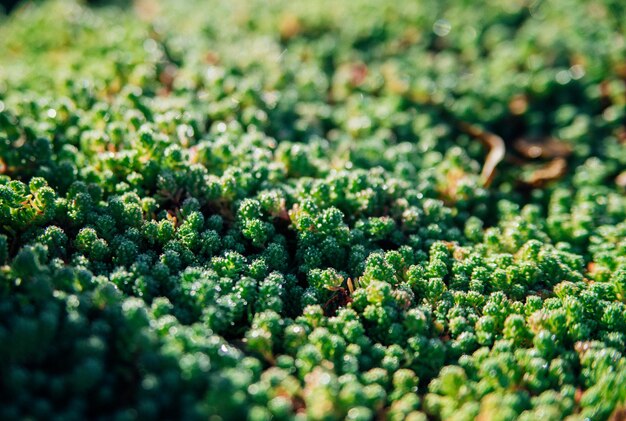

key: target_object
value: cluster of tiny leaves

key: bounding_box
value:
[1,0,626,420]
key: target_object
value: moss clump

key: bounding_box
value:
[1,0,626,419]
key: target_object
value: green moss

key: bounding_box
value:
[1,0,626,419]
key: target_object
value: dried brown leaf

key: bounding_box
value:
[616,171,626,188]
[526,158,567,186]
[514,137,572,159]
[458,122,505,187]
[609,406,626,421]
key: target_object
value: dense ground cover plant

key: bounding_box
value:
[1,0,626,419]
